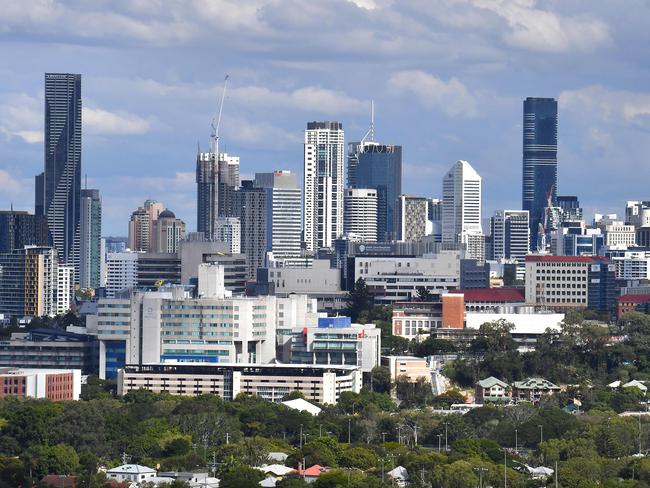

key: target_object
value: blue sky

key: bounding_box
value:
[1,0,649,235]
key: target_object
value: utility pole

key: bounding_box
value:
[504,450,507,488]
[515,428,518,452]
[348,418,352,444]
[474,467,488,488]
[300,424,304,449]
[555,461,558,488]
[445,422,449,451]
[438,434,442,452]
[225,432,230,445]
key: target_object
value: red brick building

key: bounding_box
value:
[0,368,80,401]
[617,294,650,319]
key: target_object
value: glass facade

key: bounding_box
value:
[522,97,557,251]
[104,340,126,380]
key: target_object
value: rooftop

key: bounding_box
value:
[107,464,156,475]
[619,294,650,304]
[513,377,560,390]
[477,376,508,388]
[525,255,608,263]
[450,288,525,302]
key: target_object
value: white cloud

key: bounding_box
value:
[82,106,152,135]
[223,116,301,149]
[469,0,610,52]
[388,70,478,118]
[560,85,650,125]
[0,93,43,144]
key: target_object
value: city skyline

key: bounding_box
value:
[1,2,649,235]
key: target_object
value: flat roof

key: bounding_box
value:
[123,362,359,376]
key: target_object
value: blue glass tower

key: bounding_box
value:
[355,143,402,241]
[522,97,557,250]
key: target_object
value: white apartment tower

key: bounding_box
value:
[303,122,345,251]
[344,188,378,242]
[442,160,484,260]
[215,217,241,254]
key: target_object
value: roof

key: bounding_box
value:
[257,465,295,476]
[294,465,329,477]
[450,288,525,302]
[281,398,322,415]
[260,477,277,487]
[623,380,648,392]
[525,255,608,263]
[513,378,560,390]
[107,464,156,475]
[477,376,508,388]
[41,475,77,487]
[619,294,650,304]
[267,452,289,462]
[158,209,176,219]
[387,466,409,480]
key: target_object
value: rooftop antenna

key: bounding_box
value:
[360,100,375,144]
[210,75,230,156]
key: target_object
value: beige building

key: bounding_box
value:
[605,224,636,247]
[128,200,164,252]
[151,209,186,253]
[118,363,361,404]
[381,356,431,383]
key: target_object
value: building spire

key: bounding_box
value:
[361,100,375,144]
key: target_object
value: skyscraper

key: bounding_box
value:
[196,151,240,239]
[522,97,558,251]
[128,200,164,252]
[151,209,186,254]
[354,143,402,241]
[43,73,82,276]
[79,189,102,289]
[395,195,428,242]
[344,188,378,242]
[490,210,529,279]
[442,160,484,261]
[254,171,302,261]
[233,182,267,279]
[0,210,36,253]
[303,121,344,251]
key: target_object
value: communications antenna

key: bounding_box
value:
[360,100,375,144]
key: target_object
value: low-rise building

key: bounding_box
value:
[118,363,361,404]
[475,376,510,404]
[106,464,157,484]
[449,288,525,312]
[392,301,442,339]
[0,367,81,401]
[618,294,650,319]
[512,377,560,403]
[381,356,431,383]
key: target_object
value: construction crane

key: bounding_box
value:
[210,74,229,156]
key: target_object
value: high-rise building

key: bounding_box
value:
[0,246,59,318]
[42,73,82,277]
[442,160,484,261]
[490,210,529,279]
[347,141,360,189]
[215,217,241,254]
[255,171,302,261]
[233,182,267,279]
[344,188,377,242]
[0,210,36,253]
[303,121,345,251]
[128,200,164,252]
[395,195,428,242]
[522,97,558,251]
[196,151,241,239]
[56,265,74,315]
[105,251,139,298]
[557,196,582,222]
[79,189,102,289]
[151,209,186,254]
[354,143,402,241]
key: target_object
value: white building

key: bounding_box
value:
[56,265,74,316]
[215,217,241,254]
[442,160,484,261]
[344,188,378,242]
[303,121,345,251]
[106,465,157,484]
[255,170,303,260]
[610,251,650,280]
[105,251,140,298]
[604,224,636,247]
[395,195,428,242]
[490,210,529,279]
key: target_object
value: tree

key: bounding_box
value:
[346,278,373,321]
[219,466,265,488]
[339,447,377,470]
[23,444,79,478]
[369,367,391,394]
[416,286,432,302]
[276,478,309,488]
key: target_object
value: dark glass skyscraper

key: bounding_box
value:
[522,97,557,251]
[355,143,402,241]
[43,73,82,271]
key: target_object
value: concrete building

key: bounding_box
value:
[289,317,381,373]
[442,160,484,261]
[354,251,461,304]
[0,210,37,253]
[381,356,431,383]
[79,189,102,289]
[0,367,81,401]
[105,251,140,297]
[604,224,636,247]
[465,311,563,350]
[475,377,510,404]
[490,210,529,279]
[215,217,241,254]
[525,255,617,313]
[391,301,442,340]
[255,171,302,260]
[136,252,181,288]
[449,288,526,312]
[626,201,650,228]
[151,209,186,254]
[344,188,378,242]
[395,195,428,242]
[257,259,341,295]
[118,363,361,404]
[233,182,267,279]
[56,265,74,316]
[618,294,650,319]
[128,200,164,252]
[304,121,345,251]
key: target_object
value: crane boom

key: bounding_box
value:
[211,74,229,155]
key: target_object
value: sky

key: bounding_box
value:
[1,0,649,236]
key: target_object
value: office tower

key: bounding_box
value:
[490,210,530,261]
[347,142,360,188]
[105,251,139,298]
[56,265,74,315]
[395,195,428,242]
[42,73,82,278]
[303,121,345,251]
[233,182,267,279]
[0,246,58,318]
[79,189,102,289]
[151,209,186,253]
[215,217,241,254]
[128,200,164,251]
[522,97,558,251]
[442,160,484,261]
[557,196,582,222]
[344,188,378,242]
[0,210,36,253]
[355,143,402,241]
[196,151,241,239]
[428,198,442,222]
[254,171,302,261]
[626,201,650,228]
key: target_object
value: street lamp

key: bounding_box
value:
[381,432,387,444]
[437,433,442,452]
[474,467,488,488]
[444,421,449,451]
